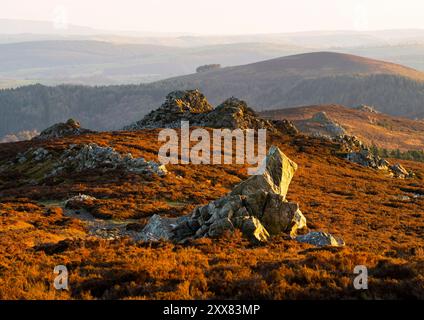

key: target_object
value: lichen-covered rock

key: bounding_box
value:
[231,145,298,200]
[49,143,167,177]
[296,231,345,247]
[123,90,276,131]
[311,111,346,136]
[140,145,306,243]
[139,214,178,241]
[34,119,94,140]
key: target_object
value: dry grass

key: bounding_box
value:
[0,129,423,299]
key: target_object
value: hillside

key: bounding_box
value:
[261,105,424,151]
[0,127,423,299]
[2,52,424,138]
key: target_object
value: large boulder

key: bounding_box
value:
[140,145,306,243]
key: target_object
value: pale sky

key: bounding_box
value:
[2,0,424,34]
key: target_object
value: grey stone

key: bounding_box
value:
[140,145,307,244]
[296,231,345,247]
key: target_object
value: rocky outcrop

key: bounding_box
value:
[123,90,213,130]
[311,111,346,137]
[123,90,276,132]
[346,149,390,170]
[296,231,345,247]
[389,163,411,179]
[199,97,277,131]
[271,119,299,135]
[140,145,307,243]
[49,143,168,177]
[34,119,94,140]
[335,135,412,178]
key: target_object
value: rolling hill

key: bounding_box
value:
[0,40,305,86]
[1,52,424,138]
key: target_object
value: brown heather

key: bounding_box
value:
[0,129,423,299]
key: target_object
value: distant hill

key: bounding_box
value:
[0,40,305,86]
[1,52,424,138]
[261,104,424,151]
[156,52,424,117]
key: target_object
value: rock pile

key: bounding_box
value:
[140,146,341,245]
[123,90,277,132]
[339,135,413,178]
[50,143,168,177]
[34,119,94,140]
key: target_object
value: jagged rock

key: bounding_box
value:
[34,119,94,140]
[199,97,276,131]
[140,145,306,243]
[345,143,412,178]
[390,163,410,179]
[296,231,345,247]
[347,148,389,170]
[139,214,177,241]
[123,90,276,131]
[49,143,167,177]
[311,111,346,136]
[231,146,298,200]
[272,119,299,135]
[123,90,213,129]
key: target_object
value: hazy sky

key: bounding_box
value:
[2,0,424,34]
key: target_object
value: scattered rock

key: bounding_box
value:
[49,143,167,177]
[345,144,413,178]
[123,90,276,132]
[32,147,50,161]
[140,145,307,243]
[296,231,344,247]
[346,149,390,170]
[34,119,94,140]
